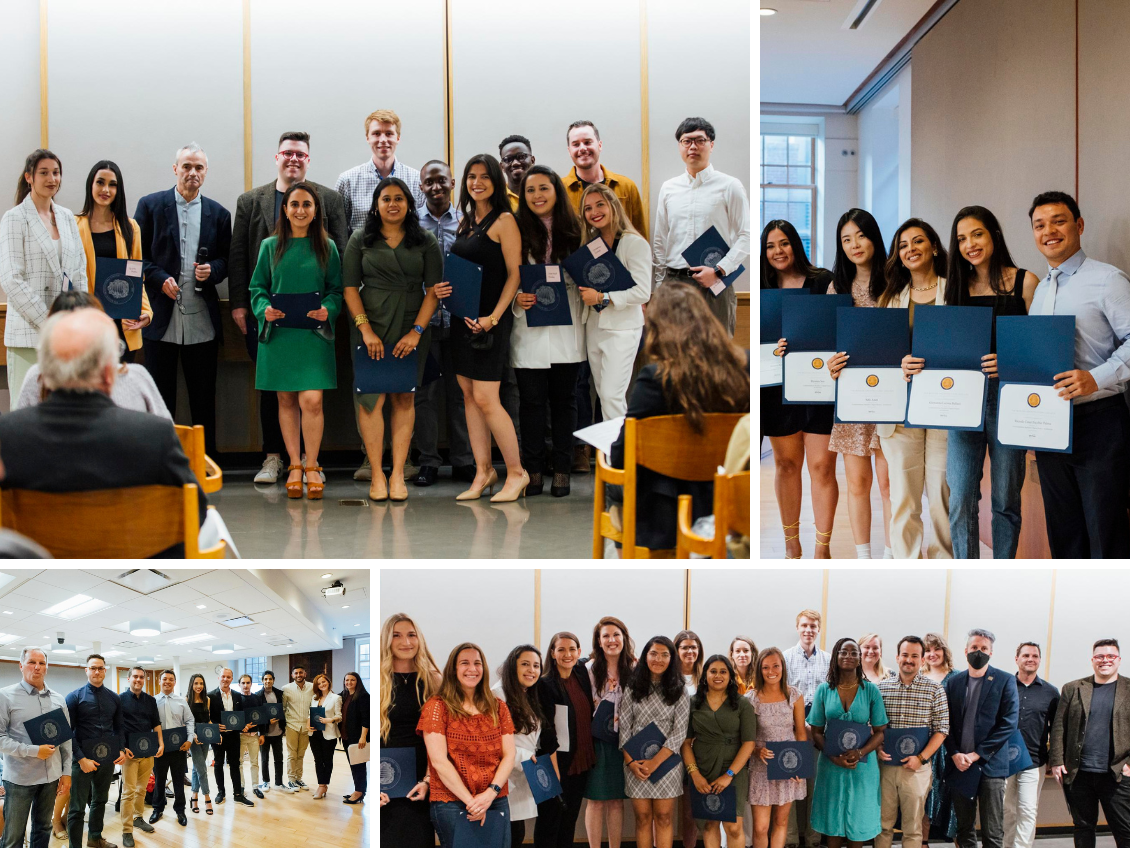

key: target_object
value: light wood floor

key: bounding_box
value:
[37,744,368,848]
[759,440,991,559]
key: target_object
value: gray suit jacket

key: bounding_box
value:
[228,180,349,312]
[1050,674,1130,783]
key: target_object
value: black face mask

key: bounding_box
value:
[967,650,991,670]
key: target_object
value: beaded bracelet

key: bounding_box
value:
[353,314,370,327]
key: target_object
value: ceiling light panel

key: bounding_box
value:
[169,633,214,645]
[41,594,113,620]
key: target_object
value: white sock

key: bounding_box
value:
[855,543,872,559]
[883,546,894,559]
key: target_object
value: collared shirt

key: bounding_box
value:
[417,201,463,332]
[65,682,121,763]
[336,158,424,232]
[1030,249,1130,404]
[219,688,233,712]
[154,692,195,743]
[1016,675,1059,765]
[877,673,950,733]
[120,689,161,737]
[282,681,314,726]
[507,187,520,212]
[651,163,751,287]
[563,165,649,239]
[0,679,73,786]
[783,642,831,706]
[162,187,215,346]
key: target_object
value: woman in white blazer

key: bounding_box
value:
[491,644,559,848]
[308,673,342,799]
[511,166,587,497]
[0,149,88,399]
[577,183,651,421]
[876,218,953,559]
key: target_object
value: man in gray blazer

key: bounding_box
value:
[228,131,349,484]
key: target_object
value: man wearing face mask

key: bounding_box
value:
[943,629,1019,848]
[1049,639,1130,848]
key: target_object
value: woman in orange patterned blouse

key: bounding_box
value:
[418,642,517,847]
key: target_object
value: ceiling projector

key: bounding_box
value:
[321,580,345,598]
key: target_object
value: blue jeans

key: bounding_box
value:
[189,742,211,796]
[946,384,1026,558]
[2,778,57,848]
[431,797,512,848]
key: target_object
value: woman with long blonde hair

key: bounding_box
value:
[859,634,890,683]
[379,614,441,846]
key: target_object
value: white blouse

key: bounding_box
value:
[509,254,586,369]
[310,691,341,740]
[491,681,541,822]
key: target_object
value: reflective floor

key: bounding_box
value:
[210,468,596,559]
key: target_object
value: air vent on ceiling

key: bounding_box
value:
[108,570,180,594]
[222,616,255,628]
[115,640,144,649]
[846,0,882,30]
[264,635,293,646]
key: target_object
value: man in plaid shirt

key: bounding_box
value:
[335,108,424,234]
[877,636,950,848]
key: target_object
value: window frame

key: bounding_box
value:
[760,134,818,263]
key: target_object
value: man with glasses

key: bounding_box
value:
[119,666,164,847]
[257,671,287,794]
[229,131,349,485]
[0,648,72,848]
[1005,643,1059,848]
[499,135,536,211]
[782,609,830,848]
[150,670,193,828]
[1050,639,1130,848]
[652,116,750,335]
[134,144,232,455]
[65,653,126,848]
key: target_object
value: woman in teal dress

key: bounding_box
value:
[343,176,441,503]
[250,181,343,500]
[807,637,889,848]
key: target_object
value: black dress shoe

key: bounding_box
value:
[121,835,134,848]
[214,791,225,805]
[343,794,365,804]
[551,472,571,497]
[413,465,438,487]
[253,787,264,799]
[526,471,544,496]
[452,464,478,484]
[234,794,254,807]
[148,811,161,824]
[177,813,187,826]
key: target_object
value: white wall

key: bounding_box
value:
[857,82,901,245]
[820,114,859,271]
[0,0,40,203]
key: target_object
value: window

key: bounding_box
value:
[356,638,370,691]
[243,655,265,684]
[760,134,817,261]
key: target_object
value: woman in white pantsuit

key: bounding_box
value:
[0,149,87,399]
[577,183,652,420]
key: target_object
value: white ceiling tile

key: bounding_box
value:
[182,571,247,596]
[147,584,205,605]
[117,598,171,614]
[0,595,49,614]
[0,608,34,623]
[8,583,70,604]
[31,570,105,593]
[87,583,142,605]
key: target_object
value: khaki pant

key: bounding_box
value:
[6,346,37,402]
[121,755,154,833]
[285,726,309,783]
[239,734,260,788]
[1004,765,1046,848]
[880,424,953,559]
[876,761,934,848]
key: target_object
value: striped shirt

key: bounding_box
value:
[877,673,950,733]
[783,642,831,706]
[335,158,424,233]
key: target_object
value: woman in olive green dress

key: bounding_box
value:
[681,655,758,848]
[343,176,442,502]
[250,181,343,500]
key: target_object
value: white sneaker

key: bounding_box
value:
[260,782,270,793]
[353,457,371,481]
[294,779,309,790]
[254,454,284,484]
[278,782,296,793]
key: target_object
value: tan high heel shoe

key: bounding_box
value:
[305,466,324,500]
[490,469,530,503]
[285,465,304,499]
[456,468,498,501]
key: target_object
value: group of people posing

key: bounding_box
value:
[0,107,750,508]
[761,189,1130,559]
[381,607,1127,848]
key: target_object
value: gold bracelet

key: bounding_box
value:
[686,763,699,774]
[353,314,370,327]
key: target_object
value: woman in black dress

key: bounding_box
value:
[379,613,441,841]
[434,153,529,503]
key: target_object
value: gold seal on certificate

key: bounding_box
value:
[1028,393,1040,407]
[835,367,908,423]
[941,377,954,390]
[905,370,986,429]
[782,350,837,403]
[760,343,784,387]
[997,384,1071,452]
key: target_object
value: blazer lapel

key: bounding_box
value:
[1116,676,1130,716]
[256,184,275,237]
[1080,676,1094,719]
[23,197,63,279]
[199,197,213,257]
[163,190,181,279]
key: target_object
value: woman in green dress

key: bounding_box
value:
[250,181,343,500]
[681,655,757,848]
[343,176,441,502]
[807,637,889,848]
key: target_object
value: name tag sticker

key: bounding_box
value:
[126,260,142,277]
[588,239,608,258]
[545,265,562,283]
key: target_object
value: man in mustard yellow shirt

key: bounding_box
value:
[563,120,648,239]
[499,135,535,212]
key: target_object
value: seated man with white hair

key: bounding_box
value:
[0,307,206,556]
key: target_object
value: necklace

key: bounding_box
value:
[911,281,938,292]
[837,681,858,689]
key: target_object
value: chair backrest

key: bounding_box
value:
[0,485,193,558]
[716,470,751,541]
[175,424,222,494]
[630,413,746,482]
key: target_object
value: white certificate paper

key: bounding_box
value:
[554,704,571,752]
[997,384,1071,451]
[782,350,836,403]
[835,367,908,423]
[760,343,784,387]
[906,370,986,429]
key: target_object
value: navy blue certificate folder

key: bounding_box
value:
[996,315,1076,384]
[680,225,746,288]
[624,722,680,783]
[379,746,417,798]
[354,345,418,395]
[94,257,144,320]
[269,292,323,329]
[264,703,282,721]
[163,726,188,749]
[221,711,245,731]
[309,707,325,725]
[1006,729,1034,776]
[781,294,852,350]
[195,723,220,744]
[760,289,810,343]
[562,237,637,294]
[911,306,992,368]
[246,705,267,724]
[453,806,508,848]
[519,265,572,327]
[882,726,930,763]
[85,735,119,765]
[24,708,72,747]
[522,757,564,804]
[822,718,872,759]
[127,731,158,757]
[442,252,483,319]
[766,739,815,780]
[947,759,984,801]
[591,700,618,744]
[689,783,737,821]
[836,308,909,366]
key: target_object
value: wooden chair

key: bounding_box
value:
[676,471,751,558]
[175,424,223,494]
[0,484,225,558]
[592,412,745,558]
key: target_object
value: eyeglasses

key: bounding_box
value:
[277,151,310,161]
[1094,654,1120,661]
[838,650,861,657]
[500,154,531,165]
[679,136,711,148]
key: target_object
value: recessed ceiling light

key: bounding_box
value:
[170,633,213,646]
[260,632,266,636]
[2,611,11,615]
[196,604,206,609]
[321,574,332,579]
[342,605,349,609]
[354,624,360,627]
[42,594,112,621]
[760,7,777,15]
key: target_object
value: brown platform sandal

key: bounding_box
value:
[305,466,324,500]
[286,465,304,499]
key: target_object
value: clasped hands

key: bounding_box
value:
[829,749,862,770]
[690,769,732,796]
[264,306,328,323]
[359,324,420,360]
